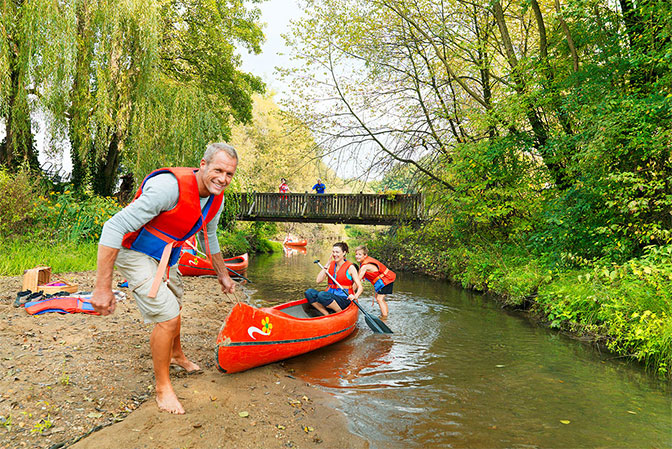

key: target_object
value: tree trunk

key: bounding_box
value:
[554,0,579,72]
[1,41,38,171]
[69,0,93,190]
[92,131,121,196]
[492,1,571,188]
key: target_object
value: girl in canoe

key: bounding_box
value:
[354,245,396,318]
[305,242,363,315]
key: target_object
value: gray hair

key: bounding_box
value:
[203,142,238,164]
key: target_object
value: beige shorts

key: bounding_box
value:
[115,247,184,323]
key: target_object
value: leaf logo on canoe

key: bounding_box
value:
[247,317,273,340]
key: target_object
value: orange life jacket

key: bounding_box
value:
[121,167,223,266]
[25,297,99,315]
[360,255,396,291]
[326,260,354,297]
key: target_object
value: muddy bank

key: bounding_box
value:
[0,272,367,449]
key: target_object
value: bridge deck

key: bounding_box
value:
[231,192,423,225]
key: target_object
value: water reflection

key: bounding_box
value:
[246,249,672,449]
[283,244,307,257]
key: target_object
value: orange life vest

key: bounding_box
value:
[326,260,354,297]
[25,297,99,315]
[121,167,223,266]
[360,255,396,291]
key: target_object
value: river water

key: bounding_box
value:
[244,245,671,448]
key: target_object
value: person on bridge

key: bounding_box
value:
[354,245,396,318]
[277,178,291,212]
[305,242,363,316]
[91,142,238,415]
[311,178,326,194]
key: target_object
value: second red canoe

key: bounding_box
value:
[177,252,248,276]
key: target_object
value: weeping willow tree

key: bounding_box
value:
[0,0,264,195]
[0,0,75,171]
[68,0,160,195]
[126,0,265,182]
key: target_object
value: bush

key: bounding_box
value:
[0,168,39,237]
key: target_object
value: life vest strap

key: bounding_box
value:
[148,242,174,298]
[373,268,390,283]
[147,210,212,298]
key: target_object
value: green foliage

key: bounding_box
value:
[0,168,39,237]
[536,245,672,376]
[34,190,122,242]
[375,221,672,376]
[217,222,280,257]
[217,229,250,257]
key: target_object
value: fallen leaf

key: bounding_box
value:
[495,365,505,368]
[87,412,103,419]
[560,420,570,425]
[626,410,637,415]
[303,426,314,433]
[238,411,249,418]
[210,396,217,401]
[276,424,286,430]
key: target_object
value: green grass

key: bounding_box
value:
[0,239,99,276]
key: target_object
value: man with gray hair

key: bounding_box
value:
[91,142,238,414]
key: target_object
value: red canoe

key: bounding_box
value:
[283,239,307,247]
[177,252,248,276]
[215,299,358,373]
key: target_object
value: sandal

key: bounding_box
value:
[14,290,32,308]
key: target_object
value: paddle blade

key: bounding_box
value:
[364,315,393,334]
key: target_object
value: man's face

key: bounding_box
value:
[197,151,237,197]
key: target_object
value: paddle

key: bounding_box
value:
[225,266,251,284]
[314,260,393,334]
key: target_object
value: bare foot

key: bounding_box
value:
[170,356,201,373]
[156,389,185,414]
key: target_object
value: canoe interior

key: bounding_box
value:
[274,300,325,319]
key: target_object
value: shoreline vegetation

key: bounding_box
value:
[366,227,671,379]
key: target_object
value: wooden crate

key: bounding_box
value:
[22,266,78,294]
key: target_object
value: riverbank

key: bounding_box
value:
[370,233,672,378]
[0,272,367,449]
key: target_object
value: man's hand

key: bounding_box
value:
[218,273,236,294]
[91,287,117,316]
[92,245,120,316]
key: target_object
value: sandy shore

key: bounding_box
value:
[0,272,367,449]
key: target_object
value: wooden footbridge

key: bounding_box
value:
[229,192,424,225]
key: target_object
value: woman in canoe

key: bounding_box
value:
[305,242,363,316]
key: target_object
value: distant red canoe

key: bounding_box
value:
[215,299,358,373]
[283,239,307,247]
[177,252,248,276]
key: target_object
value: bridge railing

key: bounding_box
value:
[229,192,424,225]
